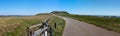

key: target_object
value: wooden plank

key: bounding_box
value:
[29,23,42,29]
[45,31,48,36]
[33,27,49,36]
[43,17,50,23]
[29,16,51,29]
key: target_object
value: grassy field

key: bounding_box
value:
[56,13,120,33]
[0,14,51,36]
[0,14,65,36]
[49,16,65,36]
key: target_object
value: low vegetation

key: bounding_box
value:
[54,12,120,33]
[0,14,51,36]
[49,16,65,36]
[0,13,65,36]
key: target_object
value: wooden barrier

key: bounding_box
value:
[27,16,53,36]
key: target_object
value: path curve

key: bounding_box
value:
[56,15,120,36]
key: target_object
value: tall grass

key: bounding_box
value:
[0,14,50,36]
[0,14,65,36]
[49,16,65,36]
[57,13,120,33]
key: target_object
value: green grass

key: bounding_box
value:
[4,18,43,36]
[0,14,65,36]
[0,15,50,36]
[49,16,65,36]
[56,13,120,33]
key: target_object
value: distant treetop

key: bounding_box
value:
[51,11,69,14]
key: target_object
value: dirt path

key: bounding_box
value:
[56,16,120,36]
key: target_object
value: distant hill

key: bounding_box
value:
[51,11,69,14]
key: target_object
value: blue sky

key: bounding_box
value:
[0,0,120,16]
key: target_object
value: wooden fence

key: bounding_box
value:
[27,16,53,36]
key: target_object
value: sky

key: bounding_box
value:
[0,0,120,16]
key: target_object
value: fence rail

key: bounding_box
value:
[27,16,53,36]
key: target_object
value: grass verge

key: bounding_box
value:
[49,16,65,36]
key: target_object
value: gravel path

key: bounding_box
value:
[57,16,120,36]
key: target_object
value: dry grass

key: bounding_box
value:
[49,16,65,36]
[0,14,51,36]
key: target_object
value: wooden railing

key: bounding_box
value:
[27,16,53,36]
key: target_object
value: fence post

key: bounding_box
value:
[49,27,53,36]
[42,30,47,36]
[27,27,34,36]
[27,27,33,36]
[54,23,57,29]
[27,27,30,36]
[42,22,46,36]
[42,22,45,28]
